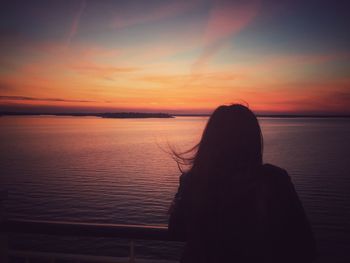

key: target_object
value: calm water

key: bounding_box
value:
[1,116,350,262]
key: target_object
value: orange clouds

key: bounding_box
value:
[2,46,349,114]
[238,77,350,113]
[71,62,139,78]
[137,72,245,85]
[1,0,349,115]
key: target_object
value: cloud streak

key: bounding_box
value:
[137,72,245,84]
[71,62,139,79]
[0,82,16,92]
[0,96,95,103]
[193,0,260,72]
[66,0,86,48]
[111,0,199,29]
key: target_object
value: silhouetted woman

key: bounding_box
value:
[168,104,316,263]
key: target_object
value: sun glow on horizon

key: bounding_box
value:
[1,0,349,114]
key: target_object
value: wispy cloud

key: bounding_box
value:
[66,0,86,48]
[137,72,245,84]
[111,0,199,29]
[0,81,16,92]
[0,96,95,103]
[71,62,139,78]
[266,52,350,67]
[193,0,260,72]
[241,77,350,113]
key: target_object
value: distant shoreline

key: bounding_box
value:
[175,114,350,118]
[0,112,349,118]
[0,112,174,119]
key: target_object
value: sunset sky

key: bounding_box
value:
[0,0,349,114]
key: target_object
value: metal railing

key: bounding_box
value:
[0,218,183,263]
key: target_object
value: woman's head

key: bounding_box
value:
[174,104,263,174]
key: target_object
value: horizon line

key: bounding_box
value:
[1,111,350,118]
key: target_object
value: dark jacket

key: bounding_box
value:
[168,164,316,263]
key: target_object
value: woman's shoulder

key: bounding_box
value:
[261,163,288,176]
[179,171,191,183]
[260,163,291,185]
[177,171,193,193]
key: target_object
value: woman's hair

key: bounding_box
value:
[171,103,264,231]
[173,104,263,176]
[170,104,263,229]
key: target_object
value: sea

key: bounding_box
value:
[1,116,349,262]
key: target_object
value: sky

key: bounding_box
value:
[0,0,349,114]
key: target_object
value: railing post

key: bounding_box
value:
[0,191,9,263]
[129,240,135,263]
[0,230,8,263]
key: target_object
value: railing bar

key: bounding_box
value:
[0,194,9,263]
[10,250,179,263]
[129,240,135,263]
[4,218,168,229]
[9,250,127,263]
[0,231,8,263]
[0,219,185,241]
[1,218,185,262]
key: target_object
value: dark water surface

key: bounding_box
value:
[1,116,349,262]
